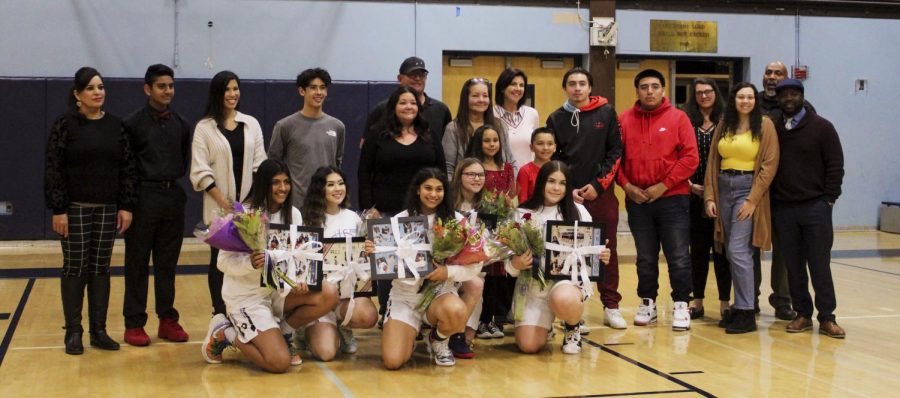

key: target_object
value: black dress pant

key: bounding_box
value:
[123,185,185,328]
[772,199,837,322]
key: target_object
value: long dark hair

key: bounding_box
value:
[465,124,505,166]
[402,167,454,222]
[519,161,581,222]
[454,78,499,151]
[251,159,293,224]
[495,68,528,109]
[203,70,241,126]
[449,158,485,211]
[684,77,725,128]
[69,66,103,108]
[381,85,430,141]
[722,82,763,140]
[302,166,351,228]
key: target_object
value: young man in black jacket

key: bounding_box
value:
[770,79,846,339]
[122,64,192,346]
[547,67,626,330]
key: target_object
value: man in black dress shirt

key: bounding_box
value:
[122,64,192,346]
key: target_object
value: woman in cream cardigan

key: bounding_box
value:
[703,82,779,335]
[190,70,267,318]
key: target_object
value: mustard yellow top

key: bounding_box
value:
[718,131,760,171]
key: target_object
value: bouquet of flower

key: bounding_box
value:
[478,190,518,221]
[195,202,268,253]
[490,213,546,288]
[417,218,488,311]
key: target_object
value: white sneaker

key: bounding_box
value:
[604,308,627,330]
[672,301,691,331]
[427,333,456,366]
[201,314,232,364]
[634,298,658,326]
[561,327,582,354]
[339,326,358,354]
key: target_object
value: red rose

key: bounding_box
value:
[523,213,532,221]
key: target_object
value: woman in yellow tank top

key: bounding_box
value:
[703,82,780,335]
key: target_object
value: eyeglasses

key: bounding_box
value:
[405,71,429,79]
[696,89,715,97]
[462,172,485,179]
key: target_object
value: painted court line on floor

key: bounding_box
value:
[0,278,35,367]
[315,361,356,398]
[687,330,867,398]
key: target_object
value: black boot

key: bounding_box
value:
[726,309,757,334]
[88,274,120,351]
[718,308,734,328]
[61,276,86,355]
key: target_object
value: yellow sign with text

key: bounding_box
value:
[650,20,717,53]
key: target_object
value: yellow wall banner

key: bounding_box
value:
[650,20,718,53]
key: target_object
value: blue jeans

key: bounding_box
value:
[626,195,692,303]
[718,173,755,310]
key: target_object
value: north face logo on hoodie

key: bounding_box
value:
[658,127,667,133]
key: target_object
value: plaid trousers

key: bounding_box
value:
[61,204,117,277]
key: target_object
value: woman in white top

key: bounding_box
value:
[300,166,378,360]
[365,167,480,369]
[507,161,610,355]
[190,71,267,317]
[201,159,338,373]
[493,68,539,174]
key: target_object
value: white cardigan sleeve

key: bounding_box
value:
[190,120,218,192]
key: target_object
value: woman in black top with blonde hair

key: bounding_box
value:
[45,66,137,355]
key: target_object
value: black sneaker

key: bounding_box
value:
[448,333,475,359]
[725,309,757,334]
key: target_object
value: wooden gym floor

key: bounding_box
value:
[0,231,898,397]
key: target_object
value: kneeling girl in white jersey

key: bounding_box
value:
[202,159,339,372]
[300,166,378,360]
[507,161,610,355]
[365,167,480,369]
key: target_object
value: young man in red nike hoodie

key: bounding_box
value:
[617,69,699,331]
[547,67,626,331]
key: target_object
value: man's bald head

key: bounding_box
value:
[762,61,789,97]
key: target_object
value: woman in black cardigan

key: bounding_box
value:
[44,67,137,355]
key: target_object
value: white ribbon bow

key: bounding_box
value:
[265,249,296,298]
[374,217,431,282]
[542,221,605,298]
[328,236,372,326]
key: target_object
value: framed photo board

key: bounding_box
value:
[322,237,376,297]
[366,216,432,280]
[265,223,324,291]
[543,220,606,282]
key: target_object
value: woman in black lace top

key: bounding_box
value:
[682,77,731,321]
[44,67,137,355]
